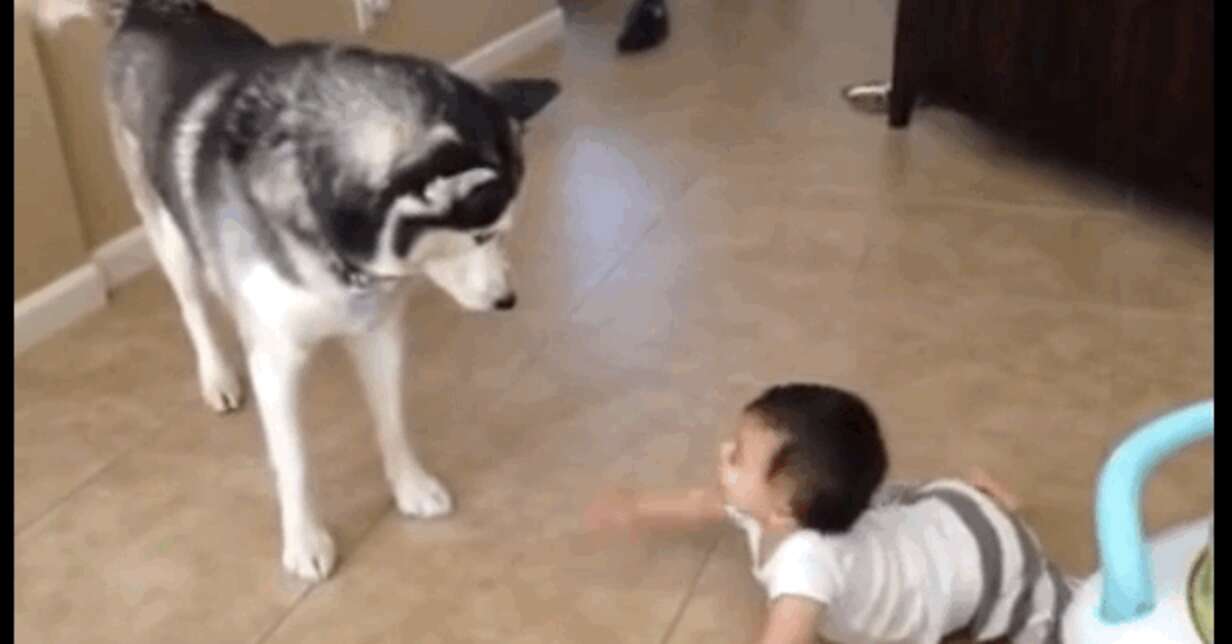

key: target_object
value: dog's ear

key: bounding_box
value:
[488,78,561,123]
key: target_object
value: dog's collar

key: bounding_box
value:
[329,258,400,291]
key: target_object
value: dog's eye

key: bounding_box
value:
[473,232,496,246]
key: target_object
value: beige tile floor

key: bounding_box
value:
[14,1,1214,642]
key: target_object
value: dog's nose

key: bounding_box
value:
[493,293,517,310]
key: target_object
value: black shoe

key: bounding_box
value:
[616,0,669,54]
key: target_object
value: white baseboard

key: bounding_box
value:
[92,225,156,291]
[452,8,565,80]
[13,8,564,356]
[14,264,107,355]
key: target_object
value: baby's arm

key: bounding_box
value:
[585,486,727,534]
[757,595,825,644]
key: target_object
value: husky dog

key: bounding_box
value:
[39,0,559,581]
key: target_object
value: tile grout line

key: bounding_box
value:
[15,458,128,540]
[782,177,1137,222]
[14,417,171,541]
[250,512,393,644]
[657,531,725,644]
[852,279,1212,323]
[14,353,287,539]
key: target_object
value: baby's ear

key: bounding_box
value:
[767,501,799,530]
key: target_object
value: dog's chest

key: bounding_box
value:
[238,266,402,340]
[338,287,396,331]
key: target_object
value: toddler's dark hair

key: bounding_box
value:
[744,383,888,533]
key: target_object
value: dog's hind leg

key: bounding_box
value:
[149,218,244,412]
[107,113,243,413]
[344,304,453,519]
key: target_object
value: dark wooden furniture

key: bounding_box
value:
[888,0,1213,214]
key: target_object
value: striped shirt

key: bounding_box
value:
[727,479,1073,644]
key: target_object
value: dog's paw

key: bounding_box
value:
[199,361,244,413]
[282,523,337,582]
[392,470,454,518]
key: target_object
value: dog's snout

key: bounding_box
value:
[493,293,517,311]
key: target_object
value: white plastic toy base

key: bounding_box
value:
[1063,516,1210,644]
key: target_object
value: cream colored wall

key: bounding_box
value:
[14,2,91,299]
[20,0,555,296]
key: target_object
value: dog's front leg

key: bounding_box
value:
[344,307,453,519]
[246,333,336,582]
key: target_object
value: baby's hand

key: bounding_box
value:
[584,488,643,535]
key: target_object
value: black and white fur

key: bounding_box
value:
[39,0,559,582]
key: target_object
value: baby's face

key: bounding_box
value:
[718,414,792,524]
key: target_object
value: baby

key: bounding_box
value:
[586,383,1074,644]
